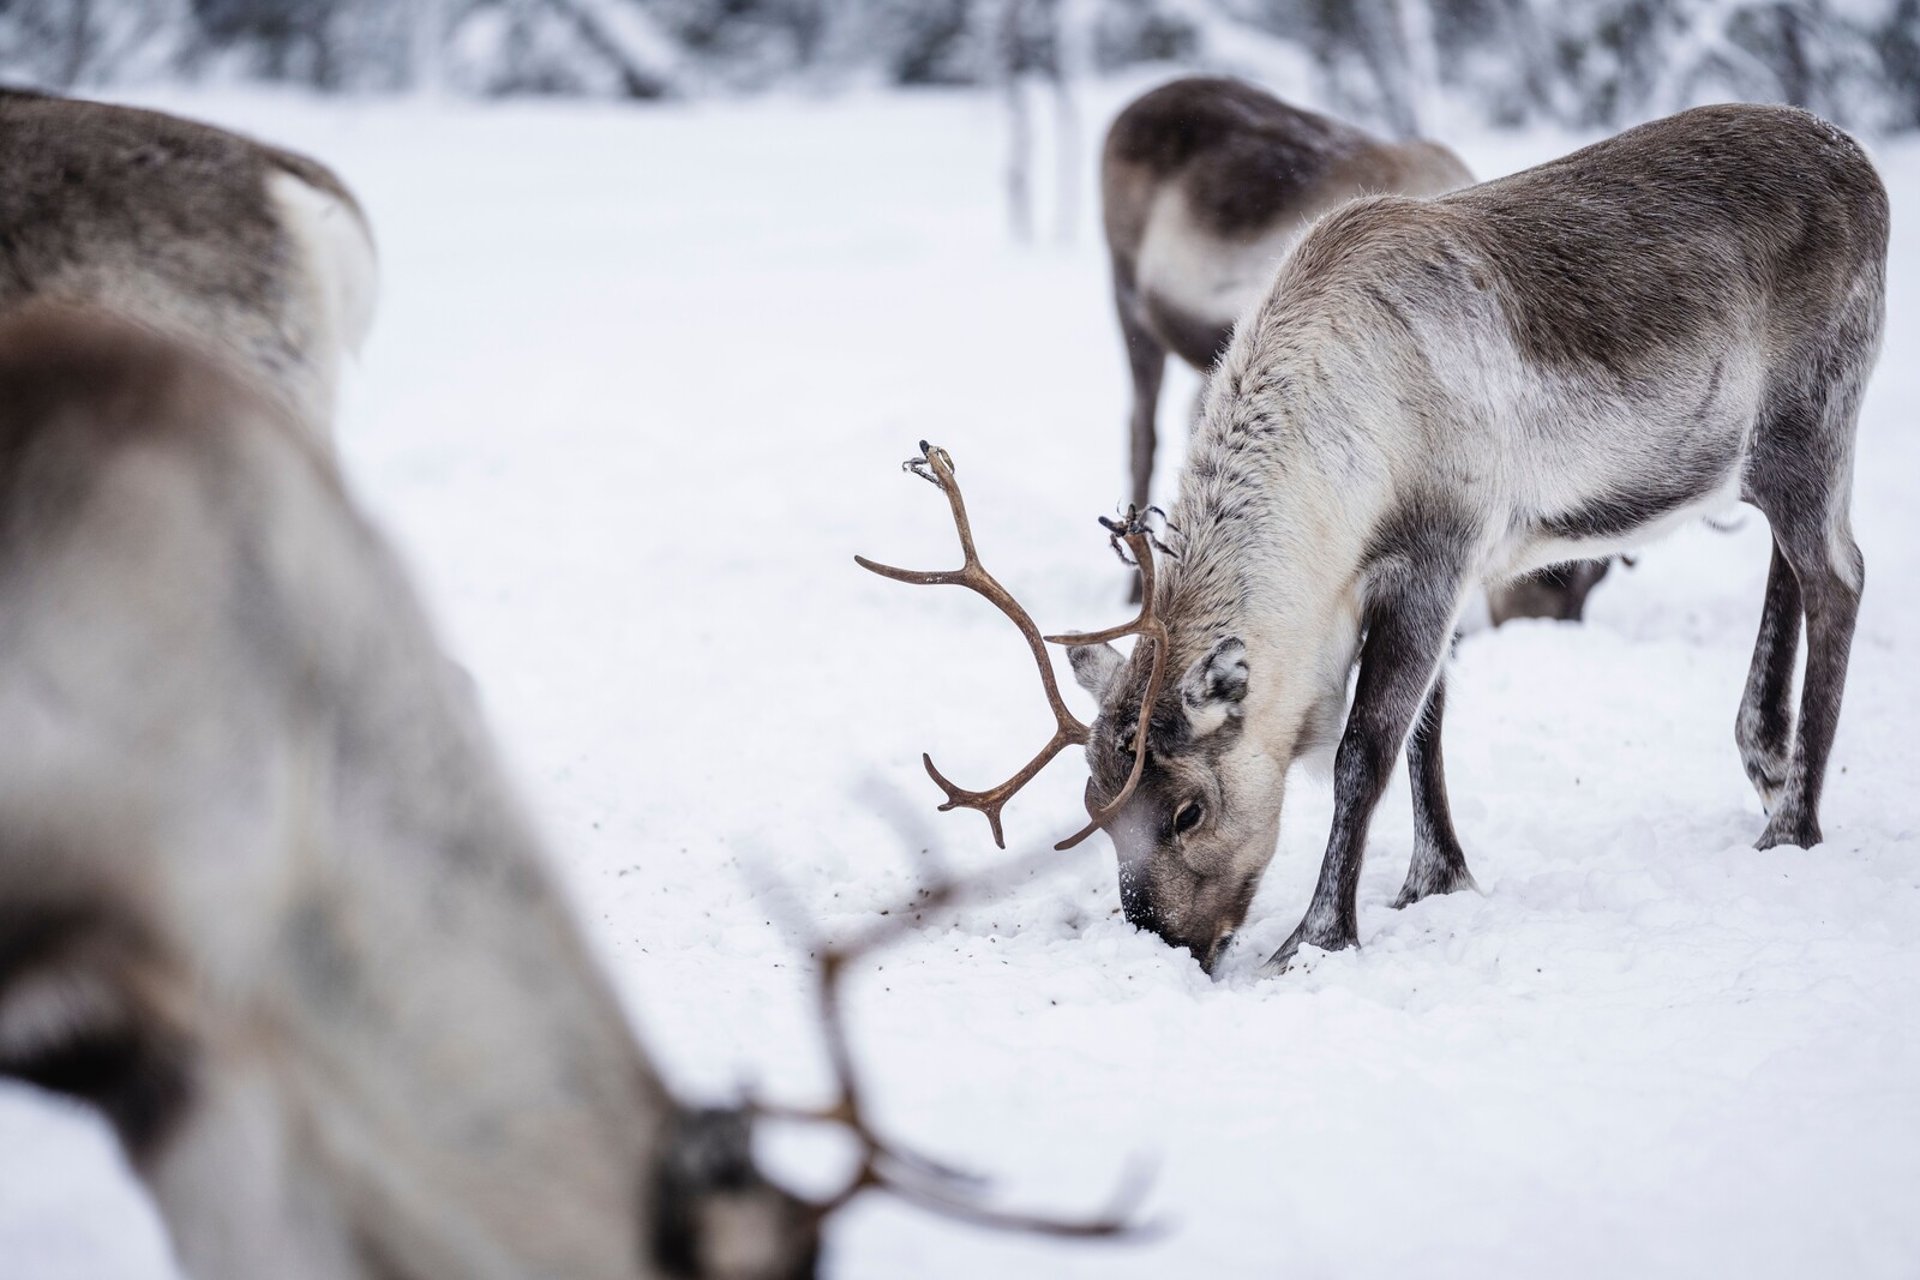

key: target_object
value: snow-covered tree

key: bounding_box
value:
[0,0,1914,135]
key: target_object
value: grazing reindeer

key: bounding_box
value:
[877,104,1885,975]
[0,312,1134,1276]
[1104,77,1614,623]
[0,89,376,440]
[1078,103,1886,972]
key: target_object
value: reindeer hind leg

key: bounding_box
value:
[1736,540,1802,811]
[1757,517,1861,851]
[1743,344,1870,850]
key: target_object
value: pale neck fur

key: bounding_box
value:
[1159,317,1388,767]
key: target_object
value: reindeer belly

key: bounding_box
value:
[1501,468,1746,578]
[1491,370,1759,578]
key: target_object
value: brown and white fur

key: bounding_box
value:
[1103,77,1616,623]
[1103,79,1470,515]
[0,308,815,1278]
[0,89,377,442]
[1072,104,1886,975]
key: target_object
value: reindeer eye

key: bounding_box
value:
[1173,801,1204,835]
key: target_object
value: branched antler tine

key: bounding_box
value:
[804,868,975,1167]
[1052,795,1108,850]
[1041,530,1163,646]
[851,557,967,586]
[870,1162,1160,1240]
[921,718,1088,850]
[856,442,1093,845]
[740,855,1032,1208]
[794,850,1150,1239]
[807,868,983,1192]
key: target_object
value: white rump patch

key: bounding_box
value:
[268,169,379,360]
[1136,188,1295,331]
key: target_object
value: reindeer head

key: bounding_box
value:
[1067,634,1282,972]
[858,442,1277,973]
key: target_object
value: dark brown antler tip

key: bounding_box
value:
[923,753,1008,848]
[854,552,947,584]
[1052,821,1099,852]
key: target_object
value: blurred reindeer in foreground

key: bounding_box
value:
[0,302,816,1277]
[0,88,376,442]
[0,100,1140,1277]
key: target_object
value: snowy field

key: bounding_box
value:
[3,80,1919,1277]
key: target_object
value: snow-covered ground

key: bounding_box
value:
[4,80,1919,1278]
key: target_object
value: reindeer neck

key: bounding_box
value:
[1162,382,1379,657]
[1149,349,1384,772]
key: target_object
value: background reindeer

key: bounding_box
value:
[1103,76,1614,622]
[0,89,376,441]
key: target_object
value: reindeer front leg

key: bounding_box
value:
[1266,547,1469,973]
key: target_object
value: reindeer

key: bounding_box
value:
[0,308,1142,1277]
[872,103,1886,975]
[0,88,376,440]
[1103,76,1614,623]
[0,305,809,1278]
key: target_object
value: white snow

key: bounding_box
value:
[2,81,1918,1278]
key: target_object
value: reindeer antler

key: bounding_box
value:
[751,852,1156,1238]
[856,442,1170,851]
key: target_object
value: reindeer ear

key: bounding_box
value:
[1068,641,1125,699]
[1179,637,1249,736]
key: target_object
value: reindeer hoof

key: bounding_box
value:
[1392,859,1478,910]
[1742,763,1787,814]
[1260,917,1358,975]
[1755,812,1822,851]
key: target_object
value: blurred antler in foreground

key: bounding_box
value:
[747,842,1158,1239]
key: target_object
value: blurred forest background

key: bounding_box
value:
[3,0,1917,136]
